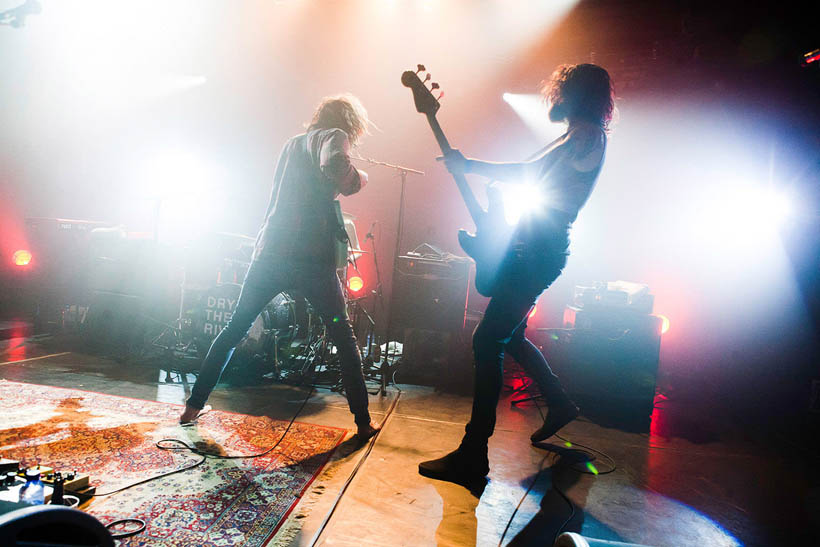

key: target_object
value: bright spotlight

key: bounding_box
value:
[657,314,670,335]
[501,93,564,142]
[769,191,793,223]
[707,183,794,241]
[13,249,32,266]
[348,276,364,293]
[732,187,793,225]
[500,182,545,226]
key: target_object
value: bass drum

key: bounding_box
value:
[265,291,322,383]
[187,283,275,383]
[188,283,243,353]
[188,285,320,384]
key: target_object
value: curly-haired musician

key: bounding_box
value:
[180,94,380,440]
[420,64,615,484]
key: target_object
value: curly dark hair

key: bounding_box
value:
[306,93,370,146]
[541,64,615,131]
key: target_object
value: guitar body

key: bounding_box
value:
[332,200,349,270]
[402,66,515,297]
[456,184,511,296]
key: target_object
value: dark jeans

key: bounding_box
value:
[187,259,371,426]
[463,252,572,445]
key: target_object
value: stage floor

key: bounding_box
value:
[0,334,815,547]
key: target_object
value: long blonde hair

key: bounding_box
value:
[306,93,371,146]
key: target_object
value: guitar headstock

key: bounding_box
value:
[401,64,444,116]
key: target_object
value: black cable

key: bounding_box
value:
[551,482,577,546]
[105,518,146,540]
[86,384,318,543]
[497,452,551,547]
[530,391,617,476]
[89,385,315,500]
[553,432,617,475]
[497,380,618,545]
[309,390,401,546]
[90,448,207,497]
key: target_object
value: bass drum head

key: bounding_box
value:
[224,290,317,385]
[189,283,243,354]
[190,286,320,385]
[224,311,276,384]
[266,291,321,383]
[186,282,275,381]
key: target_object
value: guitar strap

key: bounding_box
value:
[525,132,568,161]
[486,132,568,187]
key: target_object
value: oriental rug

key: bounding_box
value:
[0,380,345,546]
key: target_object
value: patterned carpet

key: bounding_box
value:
[0,380,345,546]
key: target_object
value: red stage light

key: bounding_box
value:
[528,304,537,319]
[12,249,32,266]
[348,276,364,293]
[802,48,820,66]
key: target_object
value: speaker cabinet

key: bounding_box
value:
[390,255,470,334]
[539,306,662,428]
[82,291,147,358]
[389,254,472,390]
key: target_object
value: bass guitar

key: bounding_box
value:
[401,65,511,297]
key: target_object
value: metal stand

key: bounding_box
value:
[352,156,424,395]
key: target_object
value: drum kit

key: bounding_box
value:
[150,215,378,388]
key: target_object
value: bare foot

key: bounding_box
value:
[356,420,381,442]
[179,404,211,425]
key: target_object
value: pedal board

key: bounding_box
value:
[0,466,94,504]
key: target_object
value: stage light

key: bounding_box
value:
[657,314,670,335]
[697,182,796,247]
[12,249,32,266]
[348,276,364,293]
[501,93,565,142]
[769,191,793,223]
[802,48,820,66]
[501,182,545,225]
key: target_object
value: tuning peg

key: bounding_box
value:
[437,91,444,100]
[423,73,431,84]
[416,64,426,74]
[430,82,440,91]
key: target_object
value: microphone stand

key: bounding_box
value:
[363,224,385,329]
[352,155,424,396]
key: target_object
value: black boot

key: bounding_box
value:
[530,401,579,443]
[419,441,489,486]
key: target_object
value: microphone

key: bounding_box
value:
[365,221,377,241]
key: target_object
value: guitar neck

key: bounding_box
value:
[425,113,485,226]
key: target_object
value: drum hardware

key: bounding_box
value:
[130,218,392,389]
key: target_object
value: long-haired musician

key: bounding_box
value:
[180,94,381,440]
[420,64,615,483]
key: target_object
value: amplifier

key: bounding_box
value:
[538,305,663,429]
[390,254,471,334]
